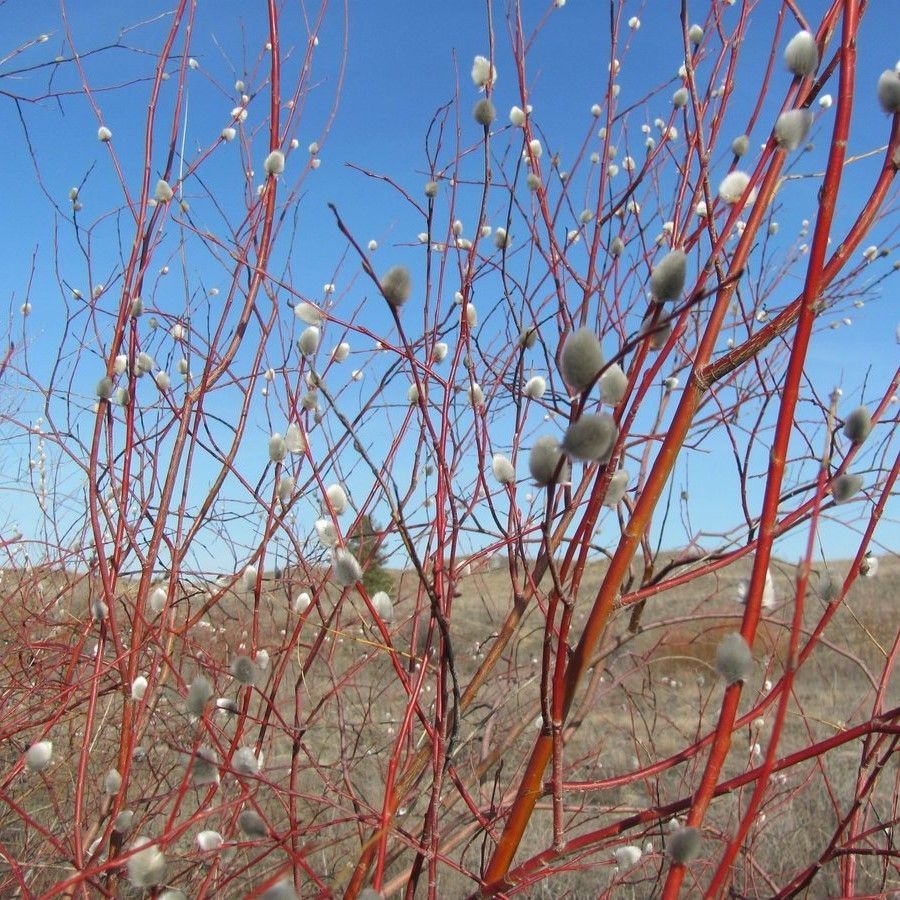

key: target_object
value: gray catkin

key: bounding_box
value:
[127,838,167,888]
[731,134,749,157]
[187,675,213,716]
[529,436,570,486]
[114,810,134,834]
[381,266,412,307]
[104,767,122,794]
[190,747,220,786]
[603,469,629,506]
[473,99,496,127]
[559,327,604,391]
[650,250,687,302]
[715,632,753,684]
[668,826,701,864]
[843,406,872,444]
[599,364,628,404]
[230,655,256,685]
[562,414,618,462]
[832,473,863,503]
[238,809,268,838]
[774,109,813,150]
[877,70,900,113]
[784,31,818,78]
[233,746,261,775]
[818,571,843,603]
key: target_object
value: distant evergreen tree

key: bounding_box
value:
[347,514,394,596]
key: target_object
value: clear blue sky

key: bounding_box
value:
[1,1,897,570]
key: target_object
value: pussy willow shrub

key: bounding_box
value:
[1,2,898,897]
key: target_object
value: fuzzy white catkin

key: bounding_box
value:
[832,473,863,503]
[843,405,872,444]
[325,484,348,514]
[672,88,688,108]
[154,179,173,203]
[222,127,236,142]
[433,342,449,362]
[293,591,312,614]
[492,453,516,485]
[509,105,525,126]
[610,236,625,257]
[268,433,287,462]
[877,70,900,113]
[529,436,570,486]
[381,266,412,307]
[715,632,753,684]
[25,740,53,771]
[315,519,338,547]
[277,475,295,504]
[264,150,285,176]
[149,586,167,614]
[718,170,751,204]
[371,590,394,622]
[196,830,223,852]
[524,375,546,399]
[774,108,813,151]
[519,326,538,348]
[294,302,323,325]
[136,351,154,375]
[603,469,629,507]
[127,838,167,888]
[735,568,776,609]
[599,364,628,404]
[297,326,320,356]
[284,422,306,453]
[407,383,419,404]
[131,676,148,700]
[784,30,819,78]
[650,250,687,302]
[861,553,878,578]
[334,548,363,586]
[562,413,618,462]
[688,24,704,45]
[332,341,351,362]
[155,371,170,391]
[560,327,604,391]
[97,125,112,142]
[471,55,497,88]
[615,845,643,868]
[668,826,701,864]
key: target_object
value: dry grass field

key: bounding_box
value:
[1,551,896,897]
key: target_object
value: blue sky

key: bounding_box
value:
[1,1,897,570]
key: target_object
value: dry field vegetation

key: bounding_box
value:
[2,552,896,897]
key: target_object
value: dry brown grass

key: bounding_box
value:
[1,552,897,896]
